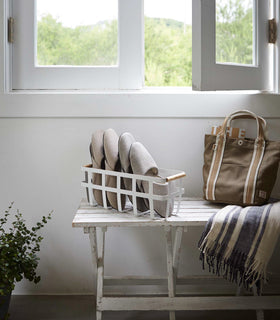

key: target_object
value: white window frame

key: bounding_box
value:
[273,0,280,93]
[11,0,144,90]
[6,0,278,93]
[192,0,271,91]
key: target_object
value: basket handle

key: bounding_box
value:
[166,172,186,182]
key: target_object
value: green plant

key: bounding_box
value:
[0,203,52,295]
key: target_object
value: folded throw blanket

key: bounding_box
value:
[198,202,280,294]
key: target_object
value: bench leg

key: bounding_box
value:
[165,226,176,320]
[89,228,98,319]
[89,227,98,266]
[253,286,264,320]
[173,227,184,282]
[89,227,107,320]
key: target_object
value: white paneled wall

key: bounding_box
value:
[0,115,280,294]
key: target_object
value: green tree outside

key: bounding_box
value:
[37,0,252,87]
[216,0,253,65]
[145,18,192,86]
[37,14,118,66]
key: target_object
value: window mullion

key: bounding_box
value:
[192,0,215,91]
[119,0,144,89]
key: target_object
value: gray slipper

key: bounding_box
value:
[130,142,174,217]
[118,133,148,212]
[89,130,108,206]
[119,132,136,173]
[104,128,126,210]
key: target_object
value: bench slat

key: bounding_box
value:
[72,198,222,228]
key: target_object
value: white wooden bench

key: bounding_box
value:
[72,199,280,320]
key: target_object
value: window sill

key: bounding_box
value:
[0,88,280,118]
[9,87,263,95]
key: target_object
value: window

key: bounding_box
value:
[9,0,276,91]
[12,0,143,90]
[192,0,271,91]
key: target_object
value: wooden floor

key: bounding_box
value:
[9,295,280,320]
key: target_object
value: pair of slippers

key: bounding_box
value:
[119,132,174,217]
[90,128,126,210]
[90,130,174,217]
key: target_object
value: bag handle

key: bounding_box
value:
[218,110,267,141]
[228,110,267,135]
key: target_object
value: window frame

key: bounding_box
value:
[272,0,280,93]
[5,0,279,93]
[11,0,144,90]
[192,0,271,91]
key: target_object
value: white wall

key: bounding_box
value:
[0,94,280,294]
[1,0,280,297]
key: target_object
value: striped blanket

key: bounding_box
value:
[198,202,280,293]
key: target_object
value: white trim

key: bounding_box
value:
[273,0,280,93]
[0,0,4,92]
[205,138,218,200]
[0,0,10,92]
[243,142,258,204]
[210,135,226,200]
[205,134,226,201]
[2,91,280,118]
[250,141,266,203]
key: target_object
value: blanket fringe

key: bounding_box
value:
[199,238,267,294]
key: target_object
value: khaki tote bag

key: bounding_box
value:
[203,110,280,206]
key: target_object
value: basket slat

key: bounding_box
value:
[81,164,186,219]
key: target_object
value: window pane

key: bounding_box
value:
[144,0,192,87]
[216,0,254,65]
[36,0,118,66]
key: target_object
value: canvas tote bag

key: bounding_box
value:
[203,110,280,206]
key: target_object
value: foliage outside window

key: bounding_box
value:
[216,0,253,65]
[37,0,253,87]
[37,15,118,66]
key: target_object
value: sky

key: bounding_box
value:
[37,0,193,28]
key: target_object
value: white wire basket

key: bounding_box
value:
[81,164,186,219]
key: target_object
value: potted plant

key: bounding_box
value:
[0,203,52,319]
